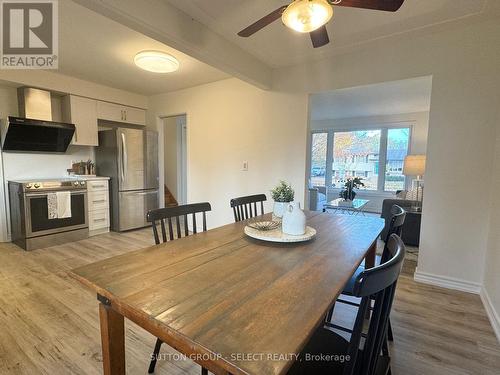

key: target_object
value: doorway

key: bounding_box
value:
[162,115,187,207]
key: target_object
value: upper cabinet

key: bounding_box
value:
[97,101,146,126]
[62,95,147,148]
[62,95,98,146]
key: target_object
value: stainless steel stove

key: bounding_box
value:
[8,179,89,250]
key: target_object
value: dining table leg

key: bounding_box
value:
[98,295,126,375]
[364,240,377,269]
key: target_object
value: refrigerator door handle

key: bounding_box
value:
[121,132,127,182]
[134,191,156,196]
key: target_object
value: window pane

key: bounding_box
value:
[332,130,381,190]
[310,133,327,187]
[385,128,410,191]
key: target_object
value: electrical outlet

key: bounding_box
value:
[242,161,248,171]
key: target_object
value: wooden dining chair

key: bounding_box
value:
[230,194,267,222]
[147,202,211,244]
[146,202,211,374]
[329,204,406,343]
[288,234,406,375]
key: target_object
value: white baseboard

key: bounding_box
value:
[414,268,482,294]
[480,288,500,344]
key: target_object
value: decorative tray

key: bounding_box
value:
[244,223,316,243]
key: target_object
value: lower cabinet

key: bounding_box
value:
[87,178,110,236]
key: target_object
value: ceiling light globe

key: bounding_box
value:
[282,0,333,33]
[134,51,179,73]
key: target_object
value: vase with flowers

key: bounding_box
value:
[339,177,364,206]
[271,180,294,219]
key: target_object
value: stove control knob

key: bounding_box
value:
[26,183,32,189]
[33,183,40,189]
[79,181,86,186]
[73,181,79,186]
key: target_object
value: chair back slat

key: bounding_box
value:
[184,214,189,236]
[160,220,167,243]
[146,202,211,244]
[167,218,174,241]
[152,221,160,245]
[192,213,196,233]
[176,216,181,239]
[230,194,267,222]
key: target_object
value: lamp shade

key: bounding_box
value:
[403,155,426,176]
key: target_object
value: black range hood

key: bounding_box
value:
[2,116,75,153]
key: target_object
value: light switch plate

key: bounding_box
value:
[242,161,248,171]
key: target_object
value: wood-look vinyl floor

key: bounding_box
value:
[0,229,499,374]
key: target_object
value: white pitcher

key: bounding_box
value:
[282,201,306,236]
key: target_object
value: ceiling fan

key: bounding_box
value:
[237,0,405,48]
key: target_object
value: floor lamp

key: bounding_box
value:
[403,155,426,212]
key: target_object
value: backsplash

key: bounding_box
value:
[1,145,94,180]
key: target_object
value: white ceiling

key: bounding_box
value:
[58,1,229,95]
[310,76,432,121]
[164,0,488,68]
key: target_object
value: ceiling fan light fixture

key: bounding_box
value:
[134,51,179,73]
[282,0,333,33]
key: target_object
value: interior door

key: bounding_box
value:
[117,128,144,191]
[118,189,158,231]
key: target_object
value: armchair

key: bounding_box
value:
[308,186,327,211]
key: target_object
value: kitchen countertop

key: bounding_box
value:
[71,175,110,181]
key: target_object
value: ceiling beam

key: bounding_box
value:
[72,0,272,90]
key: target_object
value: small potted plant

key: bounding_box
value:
[339,177,364,207]
[271,180,294,219]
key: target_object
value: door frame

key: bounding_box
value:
[157,114,188,207]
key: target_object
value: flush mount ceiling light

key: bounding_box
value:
[282,0,333,33]
[134,51,179,73]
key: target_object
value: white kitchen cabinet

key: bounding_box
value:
[96,101,146,126]
[62,95,98,146]
[86,178,110,236]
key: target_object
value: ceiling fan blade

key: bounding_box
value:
[333,0,404,12]
[310,25,330,48]
[237,5,288,37]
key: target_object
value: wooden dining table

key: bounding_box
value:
[70,211,384,375]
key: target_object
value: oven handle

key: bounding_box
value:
[25,190,87,197]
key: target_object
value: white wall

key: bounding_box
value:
[309,111,430,212]
[148,78,308,229]
[273,18,500,288]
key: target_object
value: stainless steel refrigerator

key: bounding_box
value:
[95,128,159,231]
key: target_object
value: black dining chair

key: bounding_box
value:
[230,194,267,222]
[328,205,406,343]
[146,202,211,374]
[288,234,406,375]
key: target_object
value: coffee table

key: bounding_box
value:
[323,198,370,216]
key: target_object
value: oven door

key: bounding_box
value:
[25,190,88,238]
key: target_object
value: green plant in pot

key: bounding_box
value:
[271,180,294,219]
[339,177,364,201]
